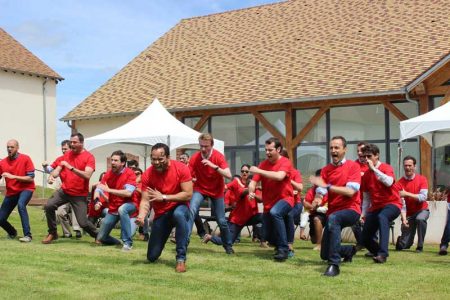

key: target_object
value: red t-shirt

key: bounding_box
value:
[397,174,429,216]
[189,149,228,198]
[88,185,109,218]
[141,160,192,219]
[356,159,369,177]
[51,154,66,182]
[226,178,259,226]
[100,167,137,214]
[320,160,361,215]
[361,163,402,212]
[60,150,95,196]
[0,153,35,196]
[291,168,302,204]
[252,156,294,212]
[304,186,328,215]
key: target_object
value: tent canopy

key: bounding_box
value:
[399,101,450,148]
[85,98,224,153]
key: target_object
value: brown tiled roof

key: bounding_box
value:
[63,0,450,121]
[0,28,63,81]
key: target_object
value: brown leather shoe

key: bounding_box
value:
[42,233,58,244]
[175,261,186,273]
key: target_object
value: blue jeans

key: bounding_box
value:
[362,204,400,257]
[0,190,33,237]
[148,204,190,262]
[97,202,136,246]
[320,209,360,266]
[188,192,232,249]
[262,200,292,253]
[285,202,303,244]
[440,206,450,248]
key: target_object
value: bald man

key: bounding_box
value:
[0,140,36,242]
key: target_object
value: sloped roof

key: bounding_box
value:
[63,0,450,121]
[0,28,63,81]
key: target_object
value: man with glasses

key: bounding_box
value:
[248,137,295,261]
[137,143,193,272]
[187,133,234,254]
[361,143,402,263]
[310,136,361,276]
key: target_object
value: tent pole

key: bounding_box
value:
[398,142,403,178]
[144,145,148,169]
[432,133,436,189]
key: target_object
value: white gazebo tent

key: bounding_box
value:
[84,98,224,167]
[399,101,450,148]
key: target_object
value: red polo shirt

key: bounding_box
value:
[100,167,137,214]
[226,178,259,226]
[320,160,361,215]
[397,174,429,216]
[141,160,192,220]
[291,168,302,204]
[252,156,294,212]
[60,150,95,196]
[189,149,228,198]
[0,153,35,196]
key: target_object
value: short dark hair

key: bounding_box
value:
[315,169,322,176]
[127,159,139,168]
[331,136,347,148]
[71,132,84,143]
[403,155,417,165]
[152,143,170,157]
[364,143,380,156]
[180,153,189,159]
[265,137,282,150]
[61,140,70,147]
[357,141,369,148]
[241,164,251,170]
[111,150,127,163]
[133,167,143,174]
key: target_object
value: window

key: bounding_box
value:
[296,109,326,143]
[211,114,255,146]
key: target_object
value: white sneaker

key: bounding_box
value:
[19,236,32,243]
[122,244,133,252]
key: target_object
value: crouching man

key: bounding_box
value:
[136,143,193,272]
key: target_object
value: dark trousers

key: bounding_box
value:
[210,213,263,245]
[362,204,400,257]
[0,190,33,237]
[320,209,360,265]
[263,200,292,253]
[440,206,450,248]
[285,202,303,244]
[44,189,97,238]
[396,209,429,250]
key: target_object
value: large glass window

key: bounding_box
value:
[390,141,420,179]
[389,102,419,139]
[258,111,285,145]
[211,113,255,146]
[296,145,327,180]
[296,109,327,143]
[435,146,450,190]
[331,104,385,141]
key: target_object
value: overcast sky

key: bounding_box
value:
[0,0,281,142]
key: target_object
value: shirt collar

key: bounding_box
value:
[332,157,346,166]
[403,173,416,181]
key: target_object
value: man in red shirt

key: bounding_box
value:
[248,137,294,261]
[42,133,98,243]
[187,133,233,254]
[361,143,402,263]
[395,155,429,252]
[310,136,361,276]
[0,139,35,242]
[439,192,450,255]
[137,143,193,272]
[95,150,138,251]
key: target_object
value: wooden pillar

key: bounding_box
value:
[285,105,294,163]
[418,94,432,186]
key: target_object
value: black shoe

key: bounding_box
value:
[323,264,340,277]
[343,246,357,263]
[143,234,149,242]
[225,247,235,254]
[415,247,423,253]
[273,250,288,261]
[75,231,82,239]
[7,230,18,239]
[438,246,447,255]
[373,255,387,263]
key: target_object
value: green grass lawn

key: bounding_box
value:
[0,206,449,299]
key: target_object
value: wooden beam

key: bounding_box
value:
[418,94,432,186]
[252,110,286,145]
[427,85,450,96]
[193,113,210,131]
[383,101,408,121]
[424,62,450,89]
[284,105,294,162]
[440,89,450,105]
[413,83,427,96]
[292,105,329,148]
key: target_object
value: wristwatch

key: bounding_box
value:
[326,184,332,191]
[162,195,167,202]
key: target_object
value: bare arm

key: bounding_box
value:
[201,159,232,179]
[1,172,33,183]
[310,175,357,198]
[60,161,94,180]
[250,166,286,181]
[96,183,134,198]
[147,180,193,203]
